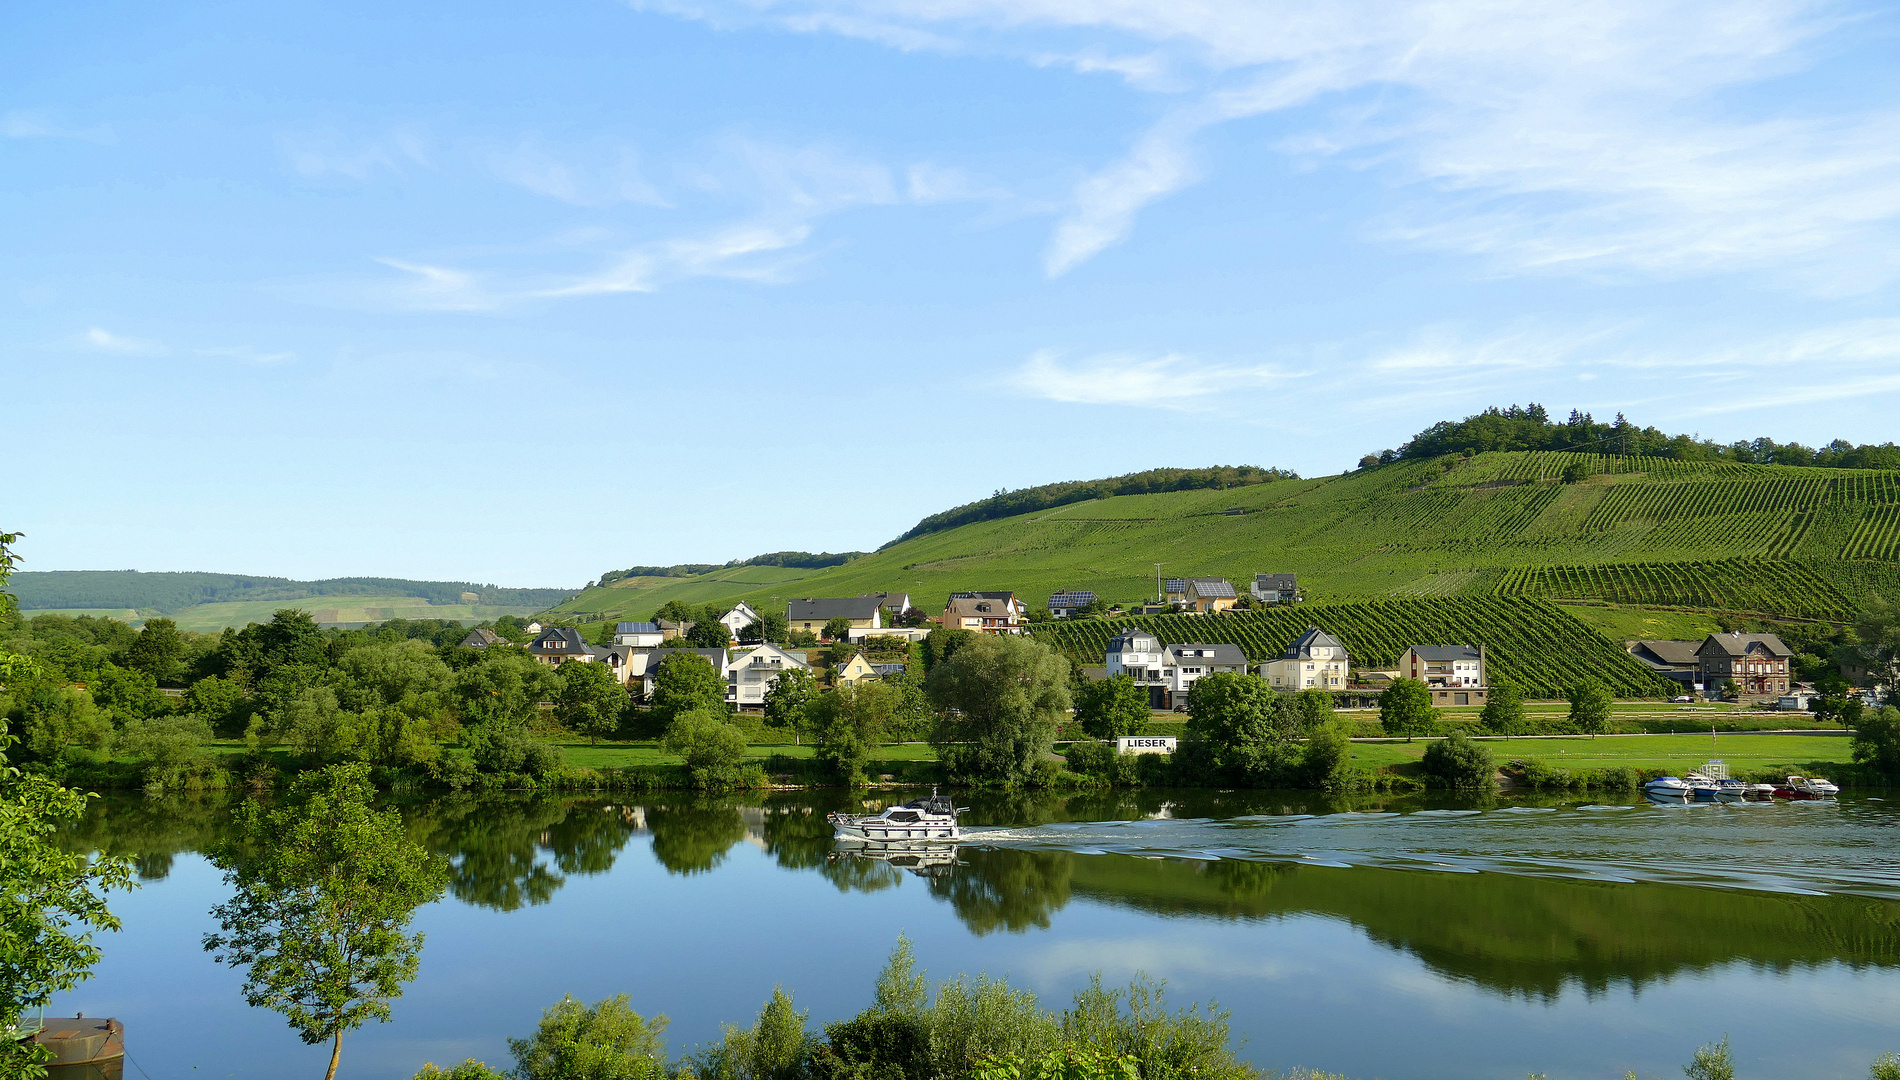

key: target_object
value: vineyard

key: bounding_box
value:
[1028,597,1678,699]
[1494,560,1854,620]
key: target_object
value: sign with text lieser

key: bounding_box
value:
[1116,736,1178,755]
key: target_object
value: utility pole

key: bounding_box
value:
[1154,563,1164,604]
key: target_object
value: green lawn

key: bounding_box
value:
[1347,732,1855,775]
[1553,603,1724,643]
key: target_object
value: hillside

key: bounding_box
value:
[10,570,576,633]
[548,449,1900,626]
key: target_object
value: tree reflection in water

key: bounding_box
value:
[645,800,747,875]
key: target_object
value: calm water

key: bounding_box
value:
[54,789,1900,1080]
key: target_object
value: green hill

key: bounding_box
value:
[549,449,1900,626]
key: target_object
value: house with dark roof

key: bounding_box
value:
[1261,627,1350,690]
[625,647,731,701]
[527,626,606,668]
[1164,577,1239,613]
[1103,628,1244,707]
[1048,590,1098,618]
[943,595,1025,635]
[947,591,1026,618]
[859,592,914,617]
[1251,573,1299,603]
[787,597,883,638]
[613,622,664,648]
[459,627,502,649]
[719,602,762,642]
[1630,640,1703,689]
[1696,632,1793,699]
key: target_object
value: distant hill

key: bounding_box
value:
[10,570,577,632]
[548,449,1900,627]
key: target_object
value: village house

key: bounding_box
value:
[1629,640,1703,691]
[942,595,1025,635]
[787,597,883,638]
[657,618,693,641]
[1251,573,1299,603]
[833,652,880,687]
[613,621,665,648]
[1696,632,1792,699]
[1047,590,1097,618]
[1260,627,1350,690]
[625,647,729,700]
[1396,644,1488,706]
[458,627,502,649]
[1164,577,1239,613]
[719,602,762,641]
[527,626,606,668]
[1104,628,1246,707]
[725,643,810,710]
[859,592,914,619]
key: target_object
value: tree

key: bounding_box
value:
[1559,460,1592,483]
[1379,679,1437,741]
[1074,675,1149,740]
[693,987,811,1080]
[203,763,450,1080]
[556,661,625,745]
[684,620,732,649]
[451,649,557,728]
[1565,678,1612,737]
[1477,680,1525,739]
[653,600,697,626]
[650,652,727,722]
[124,617,183,683]
[762,668,817,744]
[812,682,898,786]
[1853,705,1900,778]
[743,611,790,644]
[1290,687,1334,733]
[823,616,854,642]
[1853,596,1900,703]
[926,635,1071,785]
[1421,729,1496,789]
[510,994,670,1080]
[922,628,975,673]
[1184,673,1287,781]
[663,708,749,788]
[1300,720,1356,791]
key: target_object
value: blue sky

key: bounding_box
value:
[7,0,1900,586]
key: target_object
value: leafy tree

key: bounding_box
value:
[1477,679,1525,739]
[812,682,898,786]
[1290,687,1334,733]
[1074,675,1149,740]
[411,1061,507,1080]
[124,616,184,683]
[91,662,170,720]
[926,635,1071,785]
[1300,720,1356,792]
[1559,460,1593,483]
[1565,678,1612,737]
[0,712,136,1078]
[823,616,854,642]
[693,986,811,1080]
[203,763,450,1080]
[1852,596,1900,703]
[1852,705,1900,778]
[509,994,670,1080]
[450,648,556,728]
[684,619,732,649]
[10,682,112,762]
[186,674,251,734]
[663,708,749,788]
[1379,678,1437,741]
[653,600,697,626]
[650,652,727,722]
[762,668,817,744]
[118,712,215,792]
[787,629,820,648]
[743,611,790,644]
[922,628,975,674]
[1184,673,1287,782]
[556,660,625,745]
[1422,729,1496,789]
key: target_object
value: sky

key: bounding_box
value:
[5,0,1900,586]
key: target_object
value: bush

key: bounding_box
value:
[663,709,750,789]
[691,987,812,1080]
[509,995,670,1080]
[1683,1036,1734,1080]
[1300,722,1356,792]
[467,722,565,780]
[1421,730,1495,790]
[1853,705,1900,779]
[1064,740,1118,779]
[117,712,215,792]
[412,1062,507,1080]
[1060,974,1255,1080]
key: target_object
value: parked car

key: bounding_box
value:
[1173,703,1191,713]
[1671,695,1694,703]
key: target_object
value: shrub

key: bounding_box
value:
[1853,705,1900,779]
[1060,974,1255,1080]
[1684,1036,1734,1080]
[1064,740,1118,779]
[691,987,811,1080]
[411,1061,507,1080]
[1422,730,1495,790]
[509,995,670,1080]
[1871,1052,1900,1080]
[117,712,215,792]
[663,709,750,789]
[1300,722,1356,792]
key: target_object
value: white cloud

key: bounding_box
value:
[82,327,166,355]
[488,141,669,207]
[633,0,1900,286]
[281,127,429,179]
[4,110,114,143]
[1008,348,1290,409]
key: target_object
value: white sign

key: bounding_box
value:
[1116,736,1178,755]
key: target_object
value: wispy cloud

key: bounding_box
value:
[1008,348,1290,409]
[77,328,293,365]
[487,140,669,207]
[83,327,167,355]
[633,0,1900,287]
[280,127,429,179]
[3,110,114,143]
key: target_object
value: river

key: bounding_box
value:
[52,788,1900,1079]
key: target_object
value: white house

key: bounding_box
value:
[625,648,729,700]
[859,592,914,618]
[1251,573,1299,603]
[720,602,763,641]
[1104,628,1246,707]
[613,621,665,648]
[1260,627,1349,690]
[787,597,882,637]
[1397,645,1484,687]
[724,643,810,709]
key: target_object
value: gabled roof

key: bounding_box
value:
[632,647,728,677]
[616,621,660,634]
[788,597,882,621]
[948,590,1015,602]
[728,643,810,670]
[529,627,589,653]
[460,627,501,648]
[657,619,693,631]
[1164,642,1247,667]
[1697,632,1792,658]
[1281,627,1347,660]
[1633,640,1703,666]
[1187,577,1237,598]
[1164,578,1187,594]
[859,592,912,612]
[1406,644,1482,662]
[1049,590,1097,608]
[1254,573,1298,590]
[944,597,1013,620]
[1108,627,1161,651]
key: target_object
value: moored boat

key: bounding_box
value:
[1774,775,1839,800]
[1644,776,1694,803]
[829,789,964,843]
[1682,772,1723,803]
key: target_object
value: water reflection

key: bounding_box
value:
[64,787,1900,1001]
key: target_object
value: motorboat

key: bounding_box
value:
[1744,784,1779,801]
[1644,776,1694,803]
[1682,772,1724,803]
[829,789,964,843]
[1713,778,1751,803]
[1775,775,1839,800]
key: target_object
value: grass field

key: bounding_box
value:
[157,597,542,633]
[545,450,1900,625]
[1348,732,1855,775]
[1553,603,1724,643]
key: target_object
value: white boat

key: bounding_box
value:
[1712,778,1750,803]
[1644,776,1694,802]
[829,790,964,843]
[1774,775,1840,800]
[1682,772,1724,803]
[1744,784,1779,801]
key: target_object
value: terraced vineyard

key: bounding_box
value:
[1495,560,1855,620]
[1029,597,1678,698]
